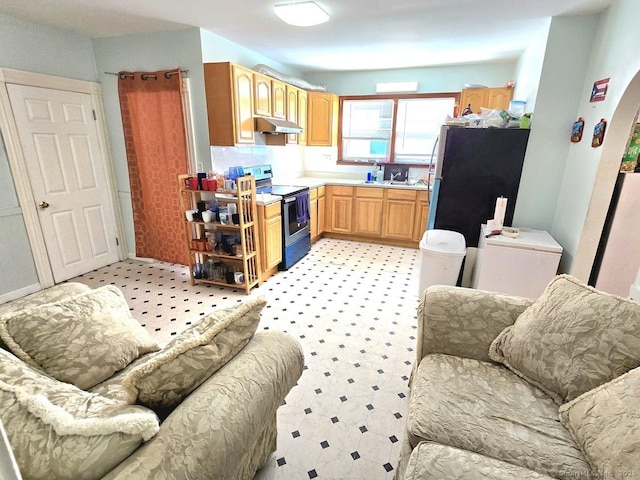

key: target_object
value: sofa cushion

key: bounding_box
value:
[0,282,91,316]
[0,348,159,480]
[489,274,640,404]
[404,441,557,480]
[113,296,267,409]
[408,353,589,477]
[0,285,160,390]
[558,366,640,474]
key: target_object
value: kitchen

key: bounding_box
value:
[0,1,637,303]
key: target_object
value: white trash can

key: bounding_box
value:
[419,229,467,296]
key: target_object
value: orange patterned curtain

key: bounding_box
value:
[118,68,189,266]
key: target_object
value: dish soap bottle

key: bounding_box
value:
[376,165,384,183]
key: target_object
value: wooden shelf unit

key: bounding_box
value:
[178,174,262,294]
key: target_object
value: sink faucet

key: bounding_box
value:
[390,172,402,181]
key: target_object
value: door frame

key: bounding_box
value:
[0,67,127,288]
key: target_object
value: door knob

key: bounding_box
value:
[38,201,50,209]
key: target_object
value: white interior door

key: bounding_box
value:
[7,84,119,282]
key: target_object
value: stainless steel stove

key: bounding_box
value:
[244,165,311,270]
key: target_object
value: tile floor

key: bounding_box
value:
[70,237,421,480]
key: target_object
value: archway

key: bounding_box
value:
[572,69,640,281]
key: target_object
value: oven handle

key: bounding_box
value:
[284,197,296,204]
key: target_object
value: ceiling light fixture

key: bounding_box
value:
[274,1,329,27]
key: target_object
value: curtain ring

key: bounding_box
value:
[141,73,157,81]
[119,73,134,80]
[164,72,173,79]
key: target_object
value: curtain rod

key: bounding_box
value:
[104,70,189,79]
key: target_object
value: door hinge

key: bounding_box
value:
[92,109,97,121]
[115,237,119,246]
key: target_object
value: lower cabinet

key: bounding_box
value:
[325,185,428,247]
[257,202,282,279]
[327,185,354,234]
[383,189,417,240]
[317,186,326,237]
[354,187,384,236]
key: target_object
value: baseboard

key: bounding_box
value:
[0,283,41,304]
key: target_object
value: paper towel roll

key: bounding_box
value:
[494,197,507,227]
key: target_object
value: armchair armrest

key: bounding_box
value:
[416,286,533,364]
[101,331,304,480]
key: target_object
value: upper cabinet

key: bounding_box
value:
[253,73,272,117]
[204,62,255,146]
[272,79,287,120]
[459,86,513,114]
[307,92,339,146]
[203,62,336,147]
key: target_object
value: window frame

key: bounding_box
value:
[337,92,461,166]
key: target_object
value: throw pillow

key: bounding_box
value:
[489,274,640,404]
[120,296,267,409]
[0,348,159,480]
[559,366,640,474]
[0,285,159,390]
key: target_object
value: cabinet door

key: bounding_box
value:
[459,88,488,115]
[308,92,338,146]
[272,80,287,119]
[310,196,318,240]
[298,89,308,146]
[286,86,299,145]
[231,65,255,144]
[317,190,325,235]
[354,198,383,235]
[384,200,416,239]
[264,214,283,271]
[253,73,272,117]
[413,194,430,241]
[486,88,513,111]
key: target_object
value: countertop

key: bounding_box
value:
[255,177,430,205]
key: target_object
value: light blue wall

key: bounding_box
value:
[0,14,97,81]
[304,63,516,96]
[0,14,97,298]
[513,15,599,234]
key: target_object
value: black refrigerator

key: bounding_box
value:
[427,126,531,247]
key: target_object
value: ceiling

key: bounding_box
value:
[0,0,613,72]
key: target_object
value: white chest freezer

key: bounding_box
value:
[471,224,563,299]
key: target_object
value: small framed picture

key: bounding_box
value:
[571,118,584,143]
[592,118,607,148]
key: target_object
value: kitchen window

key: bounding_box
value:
[339,93,459,165]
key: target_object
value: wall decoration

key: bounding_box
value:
[590,77,610,102]
[571,118,585,143]
[592,118,607,148]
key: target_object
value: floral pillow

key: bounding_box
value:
[489,274,640,404]
[119,296,267,409]
[0,348,159,480]
[0,285,159,390]
[559,367,640,473]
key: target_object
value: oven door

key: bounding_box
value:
[282,195,310,246]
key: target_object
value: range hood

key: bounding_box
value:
[255,117,304,134]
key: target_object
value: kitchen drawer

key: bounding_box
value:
[318,185,325,197]
[417,191,428,202]
[355,186,384,198]
[330,185,354,196]
[386,189,417,201]
[310,187,318,200]
[263,202,281,219]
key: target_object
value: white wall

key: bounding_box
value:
[554,0,640,279]
[0,14,98,298]
[305,62,516,96]
[513,15,599,235]
[512,22,550,113]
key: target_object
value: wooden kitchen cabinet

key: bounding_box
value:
[298,89,308,146]
[317,185,325,235]
[253,73,272,117]
[354,187,384,236]
[310,187,318,240]
[382,189,417,240]
[272,79,287,119]
[307,91,339,146]
[326,185,354,233]
[459,86,513,114]
[257,201,283,280]
[204,62,255,146]
[412,191,430,241]
[286,85,299,145]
